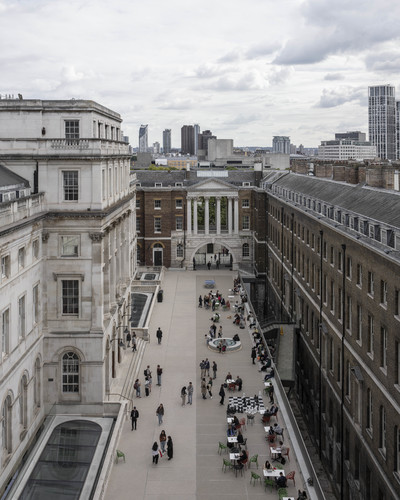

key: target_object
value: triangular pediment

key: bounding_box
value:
[189,178,236,191]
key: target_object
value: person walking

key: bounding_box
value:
[130,406,139,430]
[132,334,137,352]
[235,375,243,392]
[167,436,173,460]
[201,378,207,400]
[212,361,217,379]
[159,430,167,453]
[187,382,193,405]
[251,346,257,364]
[156,403,164,425]
[181,386,187,406]
[207,377,213,399]
[218,326,223,338]
[156,327,163,344]
[200,360,205,379]
[198,295,203,308]
[156,365,163,386]
[134,379,141,398]
[219,384,225,405]
[145,377,150,397]
[152,442,160,465]
[205,358,210,377]
[126,331,131,348]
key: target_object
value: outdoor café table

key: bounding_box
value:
[227,417,234,424]
[229,453,240,463]
[264,426,272,433]
[264,381,273,388]
[270,446,281,460]
[227,436,238,444]
[282,498,295,500]
[263,468,285,478]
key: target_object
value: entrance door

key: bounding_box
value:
[154,249,163,266]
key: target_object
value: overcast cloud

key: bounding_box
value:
[0,0,399,147]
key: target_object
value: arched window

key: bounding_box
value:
[62,352,80,393]
[2,395,12,454]
[34,357,41,408]
[19,375,28,430]
[242,243,250,257]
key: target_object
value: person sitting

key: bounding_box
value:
[237,449,247,465]
[237,430,244,445]
[264,368,275,381]
[220,297,225,306]
[275,472,287,488]
[233,313,240,325]
[278,441,288,457]
[261,358,272,371]
[297,490,308,500]
[232,333,240,342]
[225,300,231,309]
[227,425,236,437]
[274,425,284,439]
[225,372,233,381]
[232,415,240,429]
[264,460,272,470]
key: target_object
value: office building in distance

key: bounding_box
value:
[368,85,396,160]
[163,128,171,154]
[139,124,148,153]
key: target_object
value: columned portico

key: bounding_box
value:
[205,197,209,235]
[187,192,239,236]
[216,197,221,235]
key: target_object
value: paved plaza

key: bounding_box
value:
[105,270,303,500]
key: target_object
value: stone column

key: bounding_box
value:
[234,197,239,234]
[228,197,233,234]
[205,197,209,235]
[187,198,192,235]
[103,228,110,316]
[216,197,221,235]
[193,198,198,235]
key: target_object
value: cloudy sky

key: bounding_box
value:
[1,0,400,148]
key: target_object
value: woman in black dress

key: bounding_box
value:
[167,436,173,460]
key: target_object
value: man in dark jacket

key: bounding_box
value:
[130,406,139,430]
[156,327,163,344]
[219,384,225,405]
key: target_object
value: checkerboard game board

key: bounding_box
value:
[228,396,265,413]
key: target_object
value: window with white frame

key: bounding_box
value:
[367,314,374,356]
[65,120,79,140]
[379,406,386,457]
[62,352,80,393]
[346,296,352,331]
[62,280,79,315]
[19,375,28,430]
[380,325,387,371]
[154,199,161,210]
[154,217,161,233]
[18,247,25,269]
[18,295,26,339]
[242,199,250,208]
[33,284,39,324]
[1,255,10,279]
[176,244,183,258]
[242,243,250,257]
[242,215,250,230]
[176,216,183,231]
[368,271,374,296]
[61,236,79,257]
[356,263,362,287]
[356,304,362,344]
[63,171,79,201]
[346,256,352,279]
[136,217,141,233]
[2,308,10,355]
[175,198,183,209]
[380,280,387,306]
[366,388,373,434]
[345,360,351,399]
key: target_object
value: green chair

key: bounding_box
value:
[115,449,125,463]
[264,478,275,491]
[250,471,261,485]
[275,462,283,469]
[278,487,288,499]
[218,441,228,454]
[222,458,233,472]
[248,454,259,469]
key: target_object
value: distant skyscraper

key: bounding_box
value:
[272,136,290,154]
[139,124,148,153]
[368,85,396,160]
[153,142,160,154]
[181,125,195,155]
[396,101,400,160]
[163,129,171,154]
[194,124,200,155]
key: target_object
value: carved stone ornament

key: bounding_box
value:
[41,232,50,243]
[89,232,104,242]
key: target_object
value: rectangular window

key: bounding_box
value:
[346,296,352,331]
[397,341,400,386]
[2,308,10,354]
[242,215,250,230]
[368,271,374,296]
[32,239,39,260]
[346,257,352,279]
[176,216,183,231]
[338,287,343,320]
[380,326,387,371]
[136,218,141,233]
[175,198,183,209]
[367,388,373,433]
[356,263,362,287]
[154,217,161,233]
[62,280,79,315]
[18,247,25,269]
[338,251,342,271]
[330,280,335,313]
[176,244,184,258]
[136,199,140,209]
[18,295,26,339]
[330,246,334,265]
[65,120,79,140]
[33,284,39,324]
[380,280,387,306]
[61,236,79,257]
[367,314,374,356]
[337,347,341,384]
[356,305,362,344]
[63,171,79,201]
[323,241,327,260]
[154,199,161,210]
[379,406,386,456]
[242,199,250,208]
[329,337,334,371]
[396,290,400,317]
[1,255,10,279]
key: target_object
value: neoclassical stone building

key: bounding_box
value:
[0,99,136,492]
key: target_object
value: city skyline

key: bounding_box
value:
[1,0,400,147]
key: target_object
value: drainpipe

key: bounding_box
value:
[280,206,284,320]
[290,213,295,321]
[318,229,324,459]
[340,243,346,500]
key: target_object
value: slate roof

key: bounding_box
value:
[0,164,29,189]
[272,173,400,229]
